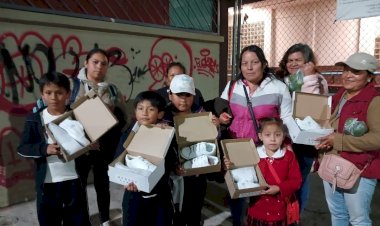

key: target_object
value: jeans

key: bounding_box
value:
[323,177,377,226]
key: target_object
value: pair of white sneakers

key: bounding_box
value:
[231,166,260,189]
[183,155,219,169]
[180,142,216,160]
[124,154,157,172]
[48,119,91,155]
[295,116,321,131]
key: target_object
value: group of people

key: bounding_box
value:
[17,43,380,226]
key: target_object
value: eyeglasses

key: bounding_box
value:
[174,92,192,97]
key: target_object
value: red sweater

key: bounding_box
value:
[247,149,301,222]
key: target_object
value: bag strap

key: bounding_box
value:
[242,83,260,136]
[266,160,282,184]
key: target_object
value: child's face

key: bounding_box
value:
[166,66,184,86]
[169,93,194,113]
[85,52,109,83]
[135,100,164,126]
[41,83,70,115]
[258,123,285,152]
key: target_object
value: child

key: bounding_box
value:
[224,117,301,226]
[163,74,218,226]
[17,71,90,226]
[114,91,175,226]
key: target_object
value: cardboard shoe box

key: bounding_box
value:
[221,138,268,199]
[174,112,221,176]
[284,92,334,146]
[46,90,118,162]
[108,123,175,193]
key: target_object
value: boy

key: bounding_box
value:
[114,91,175,226]
[17,71,90,226]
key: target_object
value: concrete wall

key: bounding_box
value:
[0,7,223,207]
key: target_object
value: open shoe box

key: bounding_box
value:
[174,112,221,176]
[221,138,268,199]
[284,92,334,145]
[108,123,175,193]
[46,90,118,162]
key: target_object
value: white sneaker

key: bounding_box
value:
[59,119,91,146]
[236,181,260,189]
[48,123,84,155]
[231,166,258,184]
[183,155,219,169]
[295,116,321,130]
[125,155,157,172]
[114,162,151,177]
[180,142,216,160]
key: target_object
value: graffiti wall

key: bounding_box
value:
[0,9,221,207]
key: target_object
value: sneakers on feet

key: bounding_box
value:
[48,123,84,155]
[59,119,91,146]
[180,142,216,160]
[183,155,219,169]
[125,155,157,172]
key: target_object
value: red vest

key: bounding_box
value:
[332,83,380,179]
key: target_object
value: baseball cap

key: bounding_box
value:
[169,74,196,95]
[335,52,378,73]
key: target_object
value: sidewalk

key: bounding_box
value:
[0,173,379,226]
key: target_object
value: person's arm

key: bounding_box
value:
[333,97,380,152]
[17,116,49,158]
[277,151,302,198]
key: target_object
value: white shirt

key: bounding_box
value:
[42,109,78,183]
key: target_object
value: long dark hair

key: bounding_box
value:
[277,43,316,79]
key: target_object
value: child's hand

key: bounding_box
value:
[223,156,234,170]
[47,143,61,155]
[261,185,280,195]
[176,166,186,176]
[219,112,232,125]
[124,182,139,192]
[211,114,220,127]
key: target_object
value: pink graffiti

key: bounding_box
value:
[148,37,193,90]
[194,48,219,78]
[0,127,34,188]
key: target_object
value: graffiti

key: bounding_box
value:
[194,48,219,78]
[148,37,193,90]
[0,127,34,188]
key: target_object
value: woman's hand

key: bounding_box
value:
[301,62,316,76]
[261,185,280,195]
[176,166,186,176]
[315,133,335,150]
[89,140,100,150]
[47,143,61,155]
[211,114,220,127]
[219,112,232,125]
[223,156,234,170]
[124,182,138,192]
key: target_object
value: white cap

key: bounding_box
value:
[335,52,378,73]
[169,74,196,95]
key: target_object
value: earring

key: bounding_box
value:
[367,78,372,82]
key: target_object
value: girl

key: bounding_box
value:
[225,117,302,226]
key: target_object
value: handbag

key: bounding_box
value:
[266,160,300,225]
[317,154,369,192]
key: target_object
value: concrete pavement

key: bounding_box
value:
[0,173,379,226]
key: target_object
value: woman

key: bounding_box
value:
[76,48,127,225]
[317,52,380,226]
[219,45,293,226]
[277,43,329,213]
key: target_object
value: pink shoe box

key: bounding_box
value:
[46,90,118,162]
[108,123,175,193]
[174,112,221,176]
[221,138,268,199]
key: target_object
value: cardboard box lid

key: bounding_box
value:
[222,139,259,167]
[71,92,118,141]
[174,112,218,144]
[124,123,175,159]
[292,92,332,121]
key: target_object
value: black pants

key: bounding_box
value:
[76,150,110,223]
[176,175,207,226]
[37,179,90,226]
[122,190,174,226]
